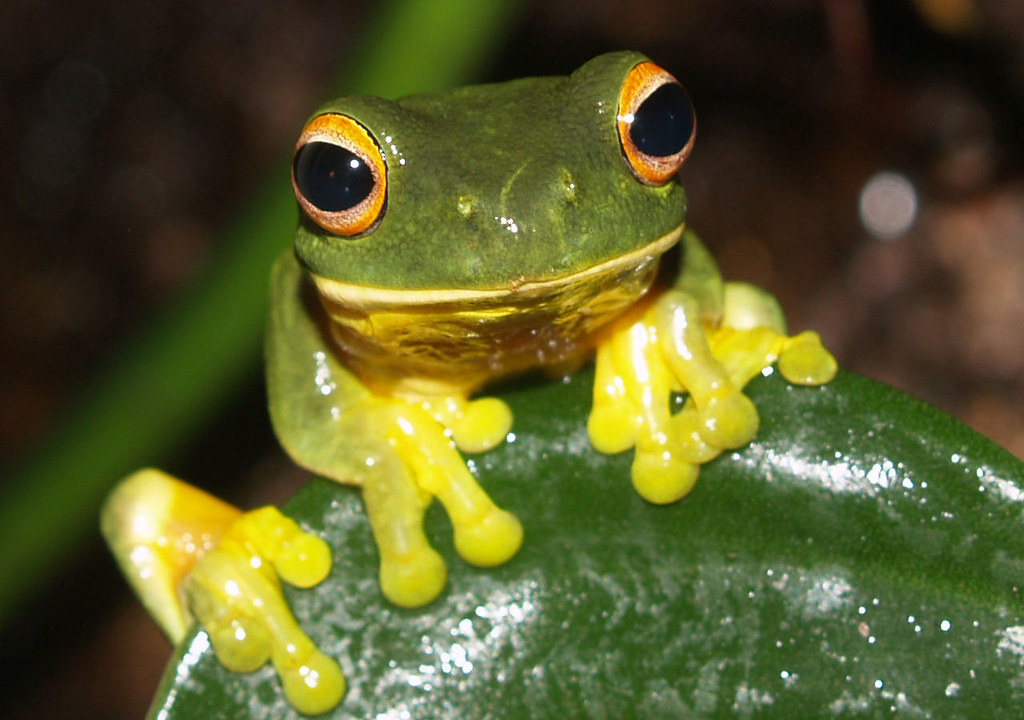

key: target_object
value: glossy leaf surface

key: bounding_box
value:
[149,369,1024,718]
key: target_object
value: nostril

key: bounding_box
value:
[456,194,476,217]
[559,169,578,204]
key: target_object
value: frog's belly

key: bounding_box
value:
[313,228,681,395]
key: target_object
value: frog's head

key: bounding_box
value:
[292,50,693,296]
[289,51,696,385]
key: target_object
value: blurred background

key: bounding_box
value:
[2,0,1023,717]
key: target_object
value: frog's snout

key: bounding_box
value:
[499,159,580,228]
[514,160,578,204]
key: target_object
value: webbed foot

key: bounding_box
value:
[589,284,836,504]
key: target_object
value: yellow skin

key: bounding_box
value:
[102,52,836,715]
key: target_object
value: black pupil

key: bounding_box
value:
[629,82,693,158]
[293,141,375,212]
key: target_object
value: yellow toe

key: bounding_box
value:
[275,532,332,589]
[631,449,700,505]
[279,650,346,717]
[587,404,636,454]
[379,546,448,608]
[778,330,838,386]
[454,507,524,568]
[698,391,759,449]
[451,397,513,453]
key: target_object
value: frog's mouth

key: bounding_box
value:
[311,223,683,310]
[311,223,683,390]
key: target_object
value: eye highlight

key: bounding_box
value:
[292,113,387,236]
[617,62,696,185]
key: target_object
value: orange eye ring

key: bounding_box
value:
[292,113,387,236]
[617,61,696,186]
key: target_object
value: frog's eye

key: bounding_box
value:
[617,61,696,186]
[292,113,387,236]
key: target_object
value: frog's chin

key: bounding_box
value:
[311,223,683,390]
[310,223,684,312]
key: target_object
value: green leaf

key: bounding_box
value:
[149,369,1024,718]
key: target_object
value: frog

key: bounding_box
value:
[101,51,836,715]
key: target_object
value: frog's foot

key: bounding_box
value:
[102,469,344,715]
[357,396,523,609]
[590,291,756,504]
[184,507,343,715]
[589,287,837,505]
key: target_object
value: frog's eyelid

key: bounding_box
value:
[292,113,387,237]
[616,62,697,186]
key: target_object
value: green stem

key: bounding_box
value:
[0,0,523,623]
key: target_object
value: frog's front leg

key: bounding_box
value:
[589,277,837,505]
[267,251,522,609]
[101,469,344,715]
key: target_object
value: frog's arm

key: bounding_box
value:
[265,250,381,482]
[589,228,837,503]
[266,251,522,607]
[671,227,726,325]
[267,251,451,607]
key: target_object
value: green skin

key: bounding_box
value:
[294,51,685,290]
[268,50,695,482]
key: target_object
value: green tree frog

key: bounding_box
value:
[102,51,836,715]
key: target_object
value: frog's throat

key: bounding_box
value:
[312,223,684,393]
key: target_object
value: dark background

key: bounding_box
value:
[2,1,1023,717]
